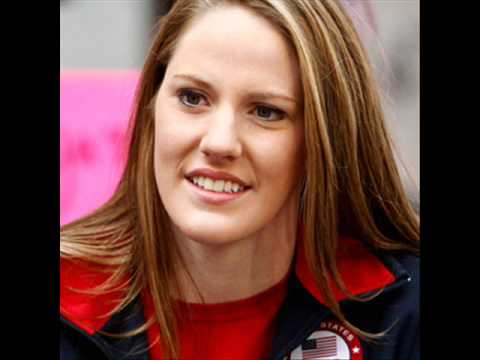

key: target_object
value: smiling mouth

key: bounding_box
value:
[186,176,251,194]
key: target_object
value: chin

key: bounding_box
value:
[184,231,239,245]
[173,214,253,246]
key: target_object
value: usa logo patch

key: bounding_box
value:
[288,320,363,359]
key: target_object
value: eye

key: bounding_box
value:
[178,89,208,108]
[253,105,286,122]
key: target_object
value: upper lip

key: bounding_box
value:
[185,168,250,188]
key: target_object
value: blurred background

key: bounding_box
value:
[60,0,419,225]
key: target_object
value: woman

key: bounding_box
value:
[60,0,420,359]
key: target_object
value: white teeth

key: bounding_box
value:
[190,176,245,193]
[203,178,214,191]
[213,180,224,192]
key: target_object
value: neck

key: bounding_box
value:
[173,206,299,304]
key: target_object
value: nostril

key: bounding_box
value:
[202,150,237,162]
[199,131,242,160]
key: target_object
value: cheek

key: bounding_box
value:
[154,100,196,164]
[253,131,304,188]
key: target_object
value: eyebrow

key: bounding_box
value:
[172,74,298,105]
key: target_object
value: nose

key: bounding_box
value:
[199,106,242,161]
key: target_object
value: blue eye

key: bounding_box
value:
[254,105,285,121]
[179,89,207,107]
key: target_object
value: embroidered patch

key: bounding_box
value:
[288,320,363,359]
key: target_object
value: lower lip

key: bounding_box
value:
[185,178,250,205]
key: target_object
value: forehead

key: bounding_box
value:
[165,5,300,97]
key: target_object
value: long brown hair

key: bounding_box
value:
[60,0,419,357]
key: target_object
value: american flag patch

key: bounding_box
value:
[289,320,363,359]
[301,335,337,359]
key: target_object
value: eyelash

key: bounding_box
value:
[177,89,286,122]
[178,89,208,108]
[253,105,286,122]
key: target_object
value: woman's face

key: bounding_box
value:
[154,5,304,245]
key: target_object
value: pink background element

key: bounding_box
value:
[60,70,139,226]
